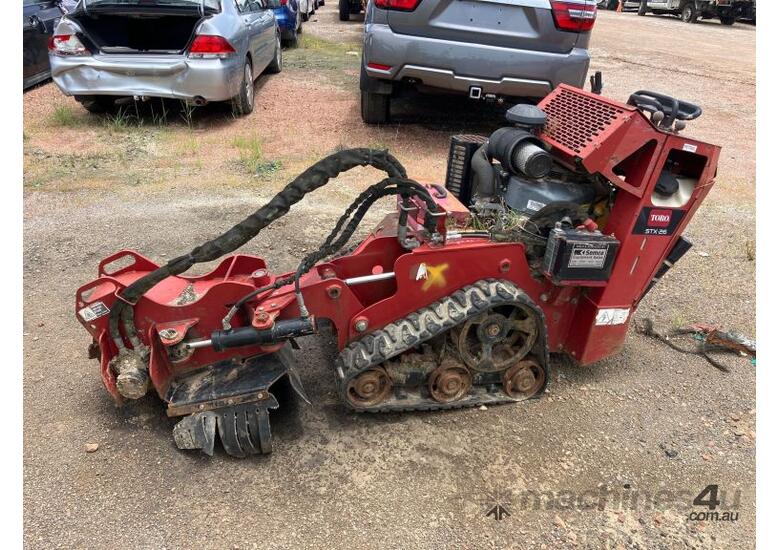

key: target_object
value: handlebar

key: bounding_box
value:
[627,90,702,130]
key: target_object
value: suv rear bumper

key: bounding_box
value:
[362,24,590,98]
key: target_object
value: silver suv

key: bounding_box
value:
[360,0,597,123]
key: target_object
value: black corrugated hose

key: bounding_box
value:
[107,148,438,355]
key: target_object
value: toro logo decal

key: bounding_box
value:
[633,207,685,236]
[647,209,672,228]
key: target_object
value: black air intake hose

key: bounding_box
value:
[472,145,497,197]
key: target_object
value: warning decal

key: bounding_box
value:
[595,308,631,326]
[78,301,110,322]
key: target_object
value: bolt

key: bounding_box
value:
[540,293,549,303]
[500,259,511,273]
[354,319,369,332]
[159,328,178,340]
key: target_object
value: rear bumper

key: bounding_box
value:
[49,53,244,102]
[362,24,590,99]
[274,8,296,35]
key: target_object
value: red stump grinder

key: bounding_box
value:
[75,85,719,458]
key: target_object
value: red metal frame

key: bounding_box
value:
[76,85,720,404]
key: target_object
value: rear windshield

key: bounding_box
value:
[84,0,221,9]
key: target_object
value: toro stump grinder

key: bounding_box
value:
[76,85,719,458]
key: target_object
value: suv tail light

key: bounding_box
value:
[375,0,421,11]
[48,34,89,56]
[188,35,236,59]
[550,0,597,32]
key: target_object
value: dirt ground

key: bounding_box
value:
[23,6,755,549]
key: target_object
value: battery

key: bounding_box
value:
[542,227,620,285]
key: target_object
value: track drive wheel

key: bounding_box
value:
[454,304,539,373]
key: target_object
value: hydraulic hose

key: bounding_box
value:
[222,177,440,328]
[107,149,428,354]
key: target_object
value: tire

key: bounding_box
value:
[719,15,736,25]
[681,2,699,23]
[231,59,255,116]
[301,1,309,21]
[283,29,298,48]
[266,34,282,74]
[360,90,390,124]
[284,14,300,47]
[75,95,116,114]
[339,0,350,21]
[637,0,648,16]
[606,0,618,9]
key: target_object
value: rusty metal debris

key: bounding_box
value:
[634,318,756,373]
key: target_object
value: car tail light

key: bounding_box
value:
[375,0,421,11]
[550,0,597,32]
[280,0,288,5]
[48,34,89,56]
[188,35,236,59]
[367,62,392,71]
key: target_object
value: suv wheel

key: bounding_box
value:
[637,0,648,16]
[232,59,255,116]
[361,90,390,124]
[338,0,350,21]
[719,15,736,25]
[681,2,699,23]
[75,95,116,114]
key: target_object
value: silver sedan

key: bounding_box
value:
[49,0,282,115]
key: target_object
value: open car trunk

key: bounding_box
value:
[70,2,218,54]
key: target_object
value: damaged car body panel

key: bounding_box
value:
[49,0,279,106]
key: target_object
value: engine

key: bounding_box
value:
[444,104,615,282]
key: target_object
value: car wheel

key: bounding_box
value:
[360,90,390,124]
[75,95,116,114]
[301,1,310,21]
[637,0,648,16]
[338,0,350,21]
[266,35,282,74]
[681,2,699,23]
[284,28,299,48]
[719,15,736,25]
[232,59,255,116]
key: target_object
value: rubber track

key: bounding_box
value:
[335,279,549,413]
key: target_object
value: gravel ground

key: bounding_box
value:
[23,6,755,549]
